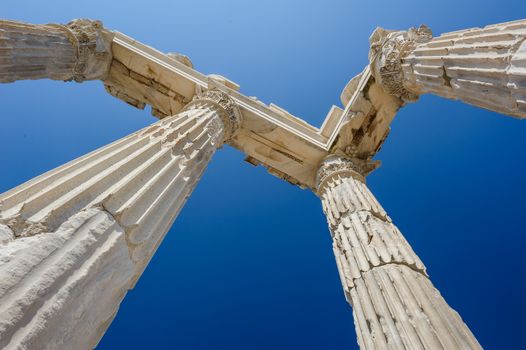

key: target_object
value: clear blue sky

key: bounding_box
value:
[1,1,525,349]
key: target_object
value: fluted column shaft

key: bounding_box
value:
[0,19,113,83]
[317,156,481,350]
[0,90,240,349]
[370,19,526,119]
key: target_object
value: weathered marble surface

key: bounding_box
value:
[0,19,113,83]
[0,209,133,349]
[317,157,482,350]
[1,16,524,350]
[370,19,526,119]
[0,91,239,349]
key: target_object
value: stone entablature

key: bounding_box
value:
[103,32,403,189]
[1,17,524,350]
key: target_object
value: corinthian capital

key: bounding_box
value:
[0,18,113,83]
[316,156,379,193]
[368,25,432,102]
[64,19,114,82]
[184,90,242,140]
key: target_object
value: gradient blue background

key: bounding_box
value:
[1,1,525,348]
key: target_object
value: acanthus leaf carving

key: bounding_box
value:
[64,19,114,82]
[183,89,242,141]
[316,155,380,193]
[369,25,432,102]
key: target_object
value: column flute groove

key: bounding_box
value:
[0,18,114,83]
[369,19,526,118]
[316,156,481,350]
[0,89,241,349]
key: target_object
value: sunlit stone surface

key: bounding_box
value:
[369,19,526,118]
[0,19,113,83]
[316,156,481,349]
[0,89,240,349]
[1,16,524,349]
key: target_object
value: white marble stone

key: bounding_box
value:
[0,90,240,349]
[317,156,482,350]
[370,19,526,119]
[1,16,524,350]
[0,19,113,83]
[0,208,133,350]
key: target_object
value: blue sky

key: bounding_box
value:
[1,1,525,349]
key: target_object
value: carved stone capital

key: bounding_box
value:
[62,19,114,82]
[316,156,379,193]
[0,18,113,83]
[368,25,432,102]
[183,89,242,141]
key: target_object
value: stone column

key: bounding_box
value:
[0,90,241,350]
[316,156,481,350]
[369,19,526,119]
[0,19,113,83]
